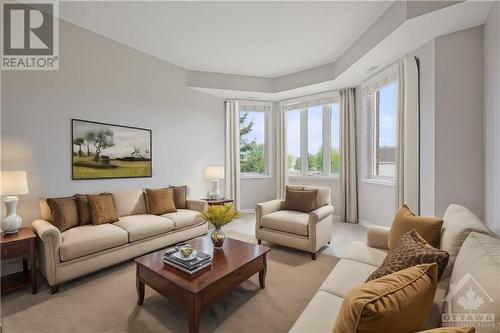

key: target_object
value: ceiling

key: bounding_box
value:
[59,1,393,78]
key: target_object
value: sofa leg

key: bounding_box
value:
[311,253,316,260]
[257,239,262,245]
[50,285,59,294]
[328,240,331,245]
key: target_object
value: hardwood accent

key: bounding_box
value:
[50,285,60,294]
[257,239,262,245]
[200,198,234,206]
[311,253,316,260]
[135,237,270,333]
[1,227,37,294]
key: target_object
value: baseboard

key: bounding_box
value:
[358,219,376,228]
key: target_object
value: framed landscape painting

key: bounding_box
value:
[72,119,152,180]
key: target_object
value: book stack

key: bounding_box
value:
[163,247,212,274]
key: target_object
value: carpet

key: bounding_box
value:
[1,231,339,333]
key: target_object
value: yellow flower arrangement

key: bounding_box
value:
[199,204,240,229]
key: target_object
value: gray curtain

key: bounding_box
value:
[340,88,358,223]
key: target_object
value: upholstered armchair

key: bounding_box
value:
[256,186,334,259]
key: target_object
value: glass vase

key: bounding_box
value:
[211,227,225,249]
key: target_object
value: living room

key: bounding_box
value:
[1,1,499,333]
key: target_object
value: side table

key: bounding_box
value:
[200,198,234,206]
[1,227,37,294]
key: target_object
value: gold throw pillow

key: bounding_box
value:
[46,197,79,232]
[333,263,438,333]
[283,186,318,213]
[88,194,119,225]
[145,188,177,215]
[388,204,443,249]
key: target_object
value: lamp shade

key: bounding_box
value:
[1,171,29,196]
[205,166,224,179]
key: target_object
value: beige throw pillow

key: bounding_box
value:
[46,197,79,232]
[389,204,443,249]
[145,188,177,215]
[88,194,119,225]
[333,263,438,333]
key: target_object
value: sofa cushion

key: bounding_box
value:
[113,214,174,242]
[60,224,128,261]
[162,209,203,230]
[443,232,500,330]
[441,204,492,278]
[367,230,449,281]
[389,204,443,249]
[343,241,388,267]
[109,189,147,217]
[320,259,378,297]
[261,210,309,236]
[304,186,330,207]
[145,188,177,215]
[418,328,475,333]
[46,197,79,232]
[284,187,318,213]
[333,264,438,333]
[289,290,344,333]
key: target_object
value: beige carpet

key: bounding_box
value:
[1,231,339,333]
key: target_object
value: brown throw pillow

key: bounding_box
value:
[169,185,188,209]
[87,194,119,225]
[333,263,438,333]
[46,197,79,232]
[284,187,317,213]
[417,328,475,333]
[367,229,449,281]
[74,194,92,225]
[389,204,443,249]
[145,188,177,215]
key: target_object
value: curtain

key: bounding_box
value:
[224,101,241,210]
[396,56,420,213]
[275,105,287,199]
[340,88,358,223]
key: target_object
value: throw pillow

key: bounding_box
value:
[145,188,177,215]
[87,194,119,225]
[74,194,92,225]
[389,204,443,249]
[366,229,449,281]
[46,197,80,232]
[283,187,318,213]
[169,185,188,209]
[333,263,438,333]
[417,328,475,333]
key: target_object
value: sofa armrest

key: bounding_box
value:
[256,199,284,229]
[32,219,62,247]
[309,205,334,223]
[32,219,62,285]
[366,225,390,250]
[186,199,208,212]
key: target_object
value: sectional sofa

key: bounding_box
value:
[32,188,208,293]
[290,204,500,333]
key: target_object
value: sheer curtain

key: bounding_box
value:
[396,56,420,213]
[224,101,241,210]
[340,88,358,223]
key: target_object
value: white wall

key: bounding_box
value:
[1,20,224,226]
[484,2,500,235]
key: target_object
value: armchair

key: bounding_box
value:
[256,186,334,259]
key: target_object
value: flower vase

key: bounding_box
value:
[211,227,225,249]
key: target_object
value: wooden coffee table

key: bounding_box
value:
[135,237,271,333]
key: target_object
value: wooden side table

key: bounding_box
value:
[1,227,37,294]
[200,198,234,206]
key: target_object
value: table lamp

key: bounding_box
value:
[1,171,29,234]
[205,166,224,200]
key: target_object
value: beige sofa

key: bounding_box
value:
[256,186,334,260]
[290,204,500,333]
[32,188,208,293]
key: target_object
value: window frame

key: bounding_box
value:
[283,93,341,179]
[238,102,272,179]
[361,65,398,186]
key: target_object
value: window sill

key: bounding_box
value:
[289,175,339,181]
[360,178,395,187]
[240,174,272,180]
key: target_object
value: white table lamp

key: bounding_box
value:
[205,166,224,200]
[1,171,29,234]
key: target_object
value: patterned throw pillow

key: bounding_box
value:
[74,194,92,225]
[87,194,119,225]
[389,204,443,249]
[145,188,177,215]
[283,186,318,213]
[169,185,188,209]
[366,229,450,282]
[46,197,80,232]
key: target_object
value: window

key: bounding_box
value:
[363,68,398,182]
[285,98,340,177]
[239,104,270,176]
